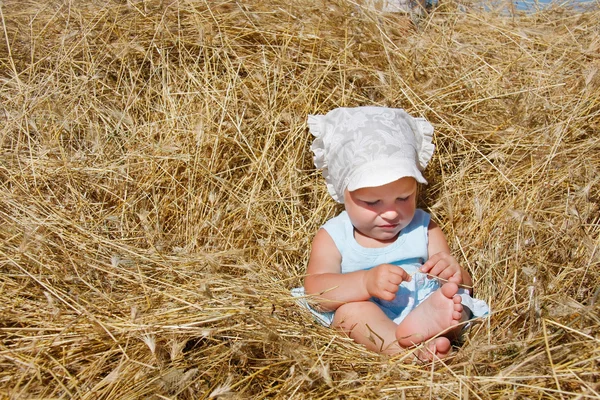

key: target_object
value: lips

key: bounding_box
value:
[378,224,398,229]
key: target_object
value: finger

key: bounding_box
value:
[437,264,460,280]
[386,273,400,286]
[429,260,452,278]
[447,271,463,284]
[385,282,400,294]
[421,252,449,273]
[388,272,407,285]
[379,290,396,302]
[429,259,456,279]
[420,254,441,272]
[374,276,400,294]
[438,266,457,280]
[390,266,411,282]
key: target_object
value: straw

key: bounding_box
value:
[1,0,598,398]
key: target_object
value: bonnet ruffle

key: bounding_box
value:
[308,107,435,203]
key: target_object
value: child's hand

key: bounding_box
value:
[363,264,411,301]
[420,251,463,284]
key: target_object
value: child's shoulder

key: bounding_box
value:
[405,208,431,232]
[322,211,351,232]
[317,212,352,254]
[413,208,431,219]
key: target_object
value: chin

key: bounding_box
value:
[374,231,400,241]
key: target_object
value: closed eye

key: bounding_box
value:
[363,200,380,206]
[396,197,409,202]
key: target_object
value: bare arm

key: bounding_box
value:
[304,229,370,311]
[304,229,410,311]
[423,220,474,293]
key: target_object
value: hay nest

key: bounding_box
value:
[1,0,598,398]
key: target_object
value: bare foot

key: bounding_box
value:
[395,282,463,348]
[413,337,452,361]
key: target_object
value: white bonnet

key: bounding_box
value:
[308,106,434,203]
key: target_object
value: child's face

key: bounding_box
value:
[345,177,417,242]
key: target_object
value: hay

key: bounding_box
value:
[1,0,598,398]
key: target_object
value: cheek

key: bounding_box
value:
[400,202,417,216]
[350,207,378,224]
[355,208,375,220]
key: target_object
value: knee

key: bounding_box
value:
[333,301,378,327]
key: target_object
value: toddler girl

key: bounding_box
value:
[293,106,489,359]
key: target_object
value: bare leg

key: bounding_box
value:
[333,301,454,359]
[395,282,465,349]
[333,301,401,355]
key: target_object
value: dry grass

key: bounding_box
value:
[1,0,599,398]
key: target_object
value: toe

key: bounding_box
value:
[430,337,451,355]
[417,338,452,361]
[440,282,459,298]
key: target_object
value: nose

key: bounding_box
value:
[380,209,399,220]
